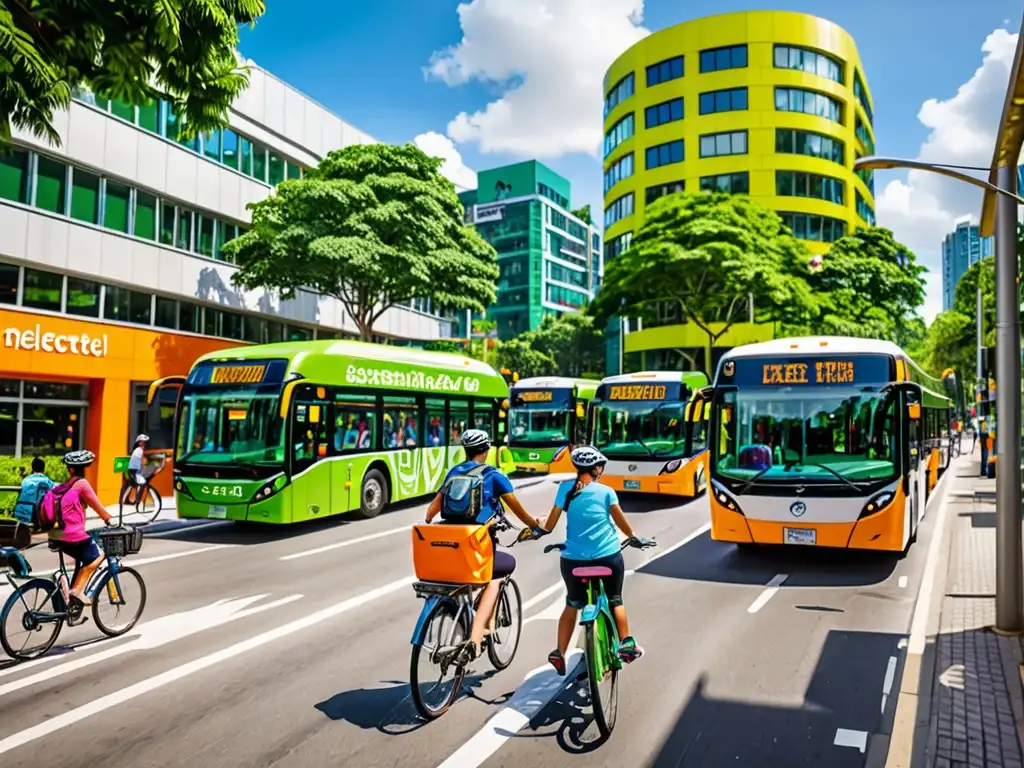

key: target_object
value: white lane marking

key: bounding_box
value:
[521,582,563,612]
[897,637,908,650]
[908,488,952,655]
[880,655,898,712]
[625,521,711,576]
[523,594,565,625]
[0,576,414,755]
[834,728,868,753]
[279,525,410,561]
[0,594,301,688]
[147,520,234,537]
[747,574,788,614]
[898,576,908,589]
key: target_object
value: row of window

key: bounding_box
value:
[776,128,845,166]
[701,45,748,73]
[0,261,329,343]
[74,89,307,186]
[645,180,685,205]
[545,283,589,310]
[546,262,589,289]
[604,74,636,116]
[778,212,847,243]
[699,87,749,115]
[854,72,874,125]
[0,147,248,263]
[773,46,843,84]
[700,172,750,195]
[856,190,876,225]
[537,182,569,209]
[856,116,875,154]
[604,114,635,158]
[645,98,684,129]
[604,153,634,194]
[776,171,845,204]
[647,56,684,87]
[646,140,685,170]
[775,87,842,123]
[604,193,635,228]
[604,232,633,261]
[699,130,747,158]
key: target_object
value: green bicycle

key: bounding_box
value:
[544,536,656,738]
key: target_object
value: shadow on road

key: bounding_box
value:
[638,530,900,588]
[650,628,904,766]
[509,676,605,754]
[618,490,706,514]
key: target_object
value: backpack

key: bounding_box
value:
[35,480,79,533]
[13,475,52,526]
[439,464,497,522]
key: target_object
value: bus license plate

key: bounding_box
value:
[784,527,816,545]
[624,480,641,490]
[209,505,227,519]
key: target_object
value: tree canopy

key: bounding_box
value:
[591,192,816,352]
[1,0,265,145]
[223,143,499,341]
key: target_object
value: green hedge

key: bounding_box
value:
[0,456,70,517]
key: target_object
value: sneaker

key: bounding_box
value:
[548,649,566,676]
[618,636,644,664]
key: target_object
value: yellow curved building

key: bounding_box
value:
[602,10,876,262]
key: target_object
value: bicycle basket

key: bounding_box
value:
[97,527,144,557]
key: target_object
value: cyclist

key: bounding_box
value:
[42,450,114,607]
[534,445,652,675]
[425,428,545,663]
[128,434,149,488]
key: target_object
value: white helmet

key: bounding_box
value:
[135,434,150,444]
[571,446,608,471]
[461,429,491,452]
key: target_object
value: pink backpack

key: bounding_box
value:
[37,479,83,532]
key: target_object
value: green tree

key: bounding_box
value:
[571,204,592,225]
[591,192,816,360]
[223,143,499,341]
[919,311,974,376]
[494,338,557,378]
[952,256,995,343]
[1,0,265,145]
[801,227,926,341]
[529,313,605,378]
[423,340,465,354]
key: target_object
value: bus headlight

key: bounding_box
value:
[174,477,194,499]
[858,490,895,520]
[251,474,288,503]
[659,459,683,475]
[711,481,745,516]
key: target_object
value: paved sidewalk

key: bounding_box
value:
[912,451,1024,767]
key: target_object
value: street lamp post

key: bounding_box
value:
[855,154,1024,633]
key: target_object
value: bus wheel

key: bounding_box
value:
[358,469,389,519]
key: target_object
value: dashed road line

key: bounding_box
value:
[898,576,908,589]
[747,574,788,614]
[279,525,411,561]
[834,728,868,753]
[880,655,898,712]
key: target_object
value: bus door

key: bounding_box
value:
[144,376,187,498]
[903,390,924,519]
[288,384,332,520]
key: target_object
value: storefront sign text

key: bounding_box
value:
[4,324,108,357]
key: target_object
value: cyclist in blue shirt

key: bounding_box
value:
[14,457,53,525]
[425,429,544,663]
[535,446,652,674]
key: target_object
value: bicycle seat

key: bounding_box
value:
[572,566,613,578]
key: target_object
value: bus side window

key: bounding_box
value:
[689,401,708,453]
[425,398,446,447]
[449,399,470,445]
[333,393,377,453]
[384,396,419,449]
[471,398,496,436]
[291,386,329,472]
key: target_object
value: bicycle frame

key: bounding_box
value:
[579,578,622,675]
[410,575,511,650]
[4,549,128,625]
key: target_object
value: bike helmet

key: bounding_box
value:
[570,446,608,471]
[461,429,491,453]
[63,450,96,468]
[134,434,150,444]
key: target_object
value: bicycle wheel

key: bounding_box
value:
[585,611,619,738]
[486,578,522,671]
[410,601,469,719]
[136,486,162,524]
[0,579,64,661]
[92,566,147,636]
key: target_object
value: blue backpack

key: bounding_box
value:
[14,474,53,527]
[439,464,497,522]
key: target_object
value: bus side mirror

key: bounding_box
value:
[907,403,921,420]
[576,404,585,418]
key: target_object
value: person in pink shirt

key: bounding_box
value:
[43,450,114,606]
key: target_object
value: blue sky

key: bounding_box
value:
[238,0,1023,320]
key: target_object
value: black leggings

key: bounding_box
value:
[559,552,625,608]
[492,551,516,578]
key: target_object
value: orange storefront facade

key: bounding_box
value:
[1,307,240,504]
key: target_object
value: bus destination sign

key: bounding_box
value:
[609,384,668,401]
[516,390,554,403]
[761,360,855,385]
[211,365,267,385]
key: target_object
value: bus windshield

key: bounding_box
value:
[593,400,688,459]
[509,391,572,446]
[175,388,285,467]
[713,387,898,482]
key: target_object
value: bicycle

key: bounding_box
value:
[119,455,166,524]
[543,536,657,739]
[0,525,147,661]
[409,512,525,720]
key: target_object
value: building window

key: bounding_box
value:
[645,140,684,170]
[604,231,633,261]
[66,277,100,318]
[197,215,216,258]
[854,70,873,124]
[22,268,62,312]
[604,73,635,116]
[645,181,684,205]
[0,148,30,204]
[698,87,748,115]
[155,296,178,329]
[103,181,131,233]
[700,172,750,195]
[603,153,634,194]
[539,182,569,209]
[856,190,876,225]
[775,171,845,205]
[104,285,152,325]
[699,130,747,158]
[699,45,747,73]
[775,128,845,166]
[856,116,875,154]
[546,284,589,310]
[644,98,683,129]
[774,87,842,123]
[252,144,268,183]
[0,263,17,305]
[646,56,684,87]
[268,152,286,186]
[70,168,100,224]
[34,157,67,214]
[138,99,160,133]
[603,113,635,157]
[779,212,847,243]
[158,199,175,246]
[175,207,193,251]
[134,191,157,240]
[604,193,635,228]
[773,45,843,84]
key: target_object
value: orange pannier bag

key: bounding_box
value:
[411,523,494,584]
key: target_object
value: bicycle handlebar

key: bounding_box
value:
[543,536,656,554]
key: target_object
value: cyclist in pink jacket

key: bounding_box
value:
[43,450,114,606]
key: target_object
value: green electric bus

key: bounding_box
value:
[157,340,517,524]
[507,377,599,474]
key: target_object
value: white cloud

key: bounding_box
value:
[876,29,1018,322]
[425,0,648,157]
[413,131,478,191]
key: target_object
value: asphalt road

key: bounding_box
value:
[0,471,950,767]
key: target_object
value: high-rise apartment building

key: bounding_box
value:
[941,218,994,311]
[460,161,602,339]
